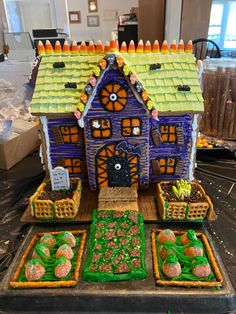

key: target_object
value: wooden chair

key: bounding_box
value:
[192,38,221,60]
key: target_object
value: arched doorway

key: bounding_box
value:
[95,143,139,190]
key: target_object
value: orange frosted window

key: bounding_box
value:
[159,125,176,143]
[100,82,127,112]
[91,118,111,138]
[158,158,176,175]
[60,125,80,144]
[121,118,141,137]
[64,158,81,174]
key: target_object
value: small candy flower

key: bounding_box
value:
[93,66,101,77]
[136,81,143,92]
[106,54,116,65]
[141,90,148,101]
[151,108,159,120]
[116,56,124,67]
[77,102,85,112]
[89,76,97,87]
[99,58,107,70]
[85,84,93,95]
[123,65,130,76]
[80,93,88,104]
[147,100,155,110]
[74,110,81,119]
[130,73,137,84]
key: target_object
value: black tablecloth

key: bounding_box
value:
[0,150,235,313]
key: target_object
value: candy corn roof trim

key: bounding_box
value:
[30,40,203,115]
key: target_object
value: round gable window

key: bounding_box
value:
[100,82,127,112]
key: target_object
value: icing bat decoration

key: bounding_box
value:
[116,141,142,157]
[65,82,77,89]
[53,62,65,68]
[178,85,191,91]
[149,63,161,70]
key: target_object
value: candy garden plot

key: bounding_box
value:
[9,230,86,288]
[83,210,147,282]
[151,229,223,288]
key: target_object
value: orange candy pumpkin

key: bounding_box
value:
[141,90,148,101]
[99,58,107,70]
[80,93,88,104]
[116,56,124,68]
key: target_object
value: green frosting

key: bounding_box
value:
[27,258,44,266]
[41,233,55,241]
[191,240,204,248]
[34,243,49,262]
[55,256,67,266]
[186,229,197,242]
[191,256,209,270]
[164,254,178,265]
[18,233,82,283]
[83,210,147,282]
[156,229,215,283]
[59,244,70,251]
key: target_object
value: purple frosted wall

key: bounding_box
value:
[149,115,192,182]
[47,117,86,178]
[84,68,150,190]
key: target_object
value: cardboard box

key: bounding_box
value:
[0,120,40,170]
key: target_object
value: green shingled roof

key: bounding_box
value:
[125,53,203,112]
[31,54,103,114]
[30,52,203,115]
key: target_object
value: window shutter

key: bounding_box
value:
[51,126,64,145]
[176,126,184,145]
[175,159,184,177]
[80,160,87,175]
[57,158,65,167]
[151,128,163,146]
[152,159,161,176]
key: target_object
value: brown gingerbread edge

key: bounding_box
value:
[9,230,86,288]
[151,229,223,288]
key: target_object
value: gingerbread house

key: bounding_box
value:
[30,38,203,191]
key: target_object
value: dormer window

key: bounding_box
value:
[91,118,111,138]
[100,82,127,112]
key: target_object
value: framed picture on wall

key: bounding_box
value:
[69,11,81,24]
[88,0,98,13]
[87,15,99,27]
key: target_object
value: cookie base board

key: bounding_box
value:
[0,224,234,313]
